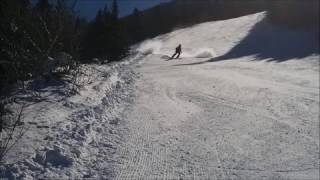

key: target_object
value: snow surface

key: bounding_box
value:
[119,12,319,179]
[1,55,141,179]
[1,12,319,179]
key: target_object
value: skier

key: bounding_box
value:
[170,44,182,59]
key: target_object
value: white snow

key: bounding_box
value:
[1,55,140,179]
[118,12,319,179]
[1,12,319,179]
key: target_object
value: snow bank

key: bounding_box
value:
[0,54,142,179]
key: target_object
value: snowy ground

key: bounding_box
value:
[1,12,319,179]
[114,12,319,179]
[1,56,141,179]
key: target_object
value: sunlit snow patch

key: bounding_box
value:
[138,40,216,58]
[187,48,217,58]
[137,40,163,55]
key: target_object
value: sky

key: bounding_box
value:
[74,0,171,20]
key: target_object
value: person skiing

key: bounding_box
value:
[170,44,182,59]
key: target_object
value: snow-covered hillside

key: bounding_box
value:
[120,12,319,179]
[137,12,262,58]
[1,12,319,179]
[138,12,318,61]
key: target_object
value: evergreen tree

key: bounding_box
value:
[81,1,128,62]
[111,0,119,21]
[1,0,81,84]
[35,0,51,18]
[103,4,111,24]
[126,8,144,44]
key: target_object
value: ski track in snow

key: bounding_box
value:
[1,12,319,179]
[114,54,319,179]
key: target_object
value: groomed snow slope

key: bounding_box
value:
[114,12,319,179]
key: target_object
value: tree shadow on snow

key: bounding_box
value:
[175,17,319,66]
[14,79,68,104]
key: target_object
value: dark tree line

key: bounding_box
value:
[0,0,131,141]
[122,0,268,43]
[0,0,131,96]
[0,0,82,92]
[0,0,84,162]
[122,0,319,44]
[266,0,319,31]
[80,0,129,63]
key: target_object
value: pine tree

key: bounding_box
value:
[132,8,144,42]
[81,0,128,62]
[103,4,111,24]
[101,0,128,61]
[35,0,51,18]
[111,0,119,22]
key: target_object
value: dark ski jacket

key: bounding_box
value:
[176,45,182,53]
